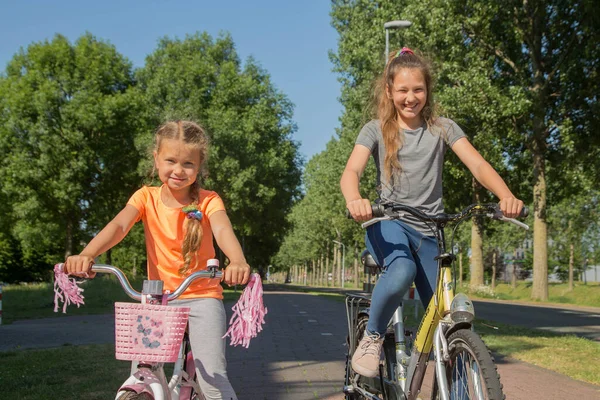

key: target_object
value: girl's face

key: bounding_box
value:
[388,68,428,128]
[154,138,201,193]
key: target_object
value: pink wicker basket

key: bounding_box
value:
[114,302,191,362]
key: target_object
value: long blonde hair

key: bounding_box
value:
[153,120,209,275]
[375,49,438,183]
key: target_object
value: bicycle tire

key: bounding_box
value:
[116,391,153,400]
[432,329,504,400]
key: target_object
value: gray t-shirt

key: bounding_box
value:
[356,118,466,234]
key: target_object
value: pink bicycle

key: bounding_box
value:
[89,260,222,400]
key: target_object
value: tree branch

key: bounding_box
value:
[468,33,521,74]
[547,33,578,82]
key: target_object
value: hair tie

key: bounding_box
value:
[182,205,203,220]
[396,47,414,57]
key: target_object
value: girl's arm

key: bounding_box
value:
[209,210,251,286]
[451,137,523,218]
[340,145,373,221]
[64,205,140,276]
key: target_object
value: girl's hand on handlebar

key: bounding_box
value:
[64,254,96,278]
[346,198,373,221]
[499,197,524,219]
[223,261,251,286]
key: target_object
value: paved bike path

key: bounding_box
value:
[1,289,599,399]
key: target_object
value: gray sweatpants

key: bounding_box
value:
[172,298,237,400]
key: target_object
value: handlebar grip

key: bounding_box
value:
[347,204,384,219]
[520,206,529,218]
[372,203,385,218]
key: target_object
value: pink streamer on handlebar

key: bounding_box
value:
[53,263,85,313]
[223,273,268,348]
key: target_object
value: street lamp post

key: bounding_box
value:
[384,20,412,60]
[333,240,346,288]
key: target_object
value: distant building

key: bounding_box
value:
[582,265,600,283]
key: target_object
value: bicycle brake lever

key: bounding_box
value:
[498,216,530,230]
[487,212,529,230]
[361,215,392,229]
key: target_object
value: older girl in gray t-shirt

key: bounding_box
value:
[340,48,524,378]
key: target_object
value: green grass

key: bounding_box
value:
[459,281,600,308]
[2,276,240,324]
[475,319,600,385]
[0,344,131,400]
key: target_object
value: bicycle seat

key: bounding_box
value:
[361,250,382,274]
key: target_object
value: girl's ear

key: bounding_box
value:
[385,84,393,99]
[153,150,158,169]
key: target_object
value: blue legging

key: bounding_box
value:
[365,220,439,335]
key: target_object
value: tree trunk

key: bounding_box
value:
[64,217,74,258]
[512,249,518,289]
[326,242,330,287]
[531,144,549,301]
[320,254,324,286]
[492,249,497,291]
[470,178,485,287]
[569,242,574,291]
[336,245,342,288]
[303,264,307,286]
[333,243,338,287]
[354,243,359,289]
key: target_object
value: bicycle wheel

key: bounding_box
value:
[432,329,504,400]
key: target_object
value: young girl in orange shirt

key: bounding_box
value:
[65,120,248,399]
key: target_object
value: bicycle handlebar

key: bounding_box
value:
[354,202,529,230]
[89,264,223,302]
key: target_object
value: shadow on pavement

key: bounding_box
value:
[227,290,348,399]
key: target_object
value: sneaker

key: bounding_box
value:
[351,332,383,377]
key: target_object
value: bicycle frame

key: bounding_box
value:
[88,263,222,400]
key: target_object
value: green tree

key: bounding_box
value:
[136,33,302,272]
[0,33,141,281]
[548,193,599,287]
[450,0,600,300]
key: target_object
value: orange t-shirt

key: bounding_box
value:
[127,185,225,299]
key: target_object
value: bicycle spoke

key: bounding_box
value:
[470,356,484,398]
[449,349,488,400]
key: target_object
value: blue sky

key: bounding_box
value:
[0,0,343,161]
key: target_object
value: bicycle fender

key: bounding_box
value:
[445,321,472,338]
